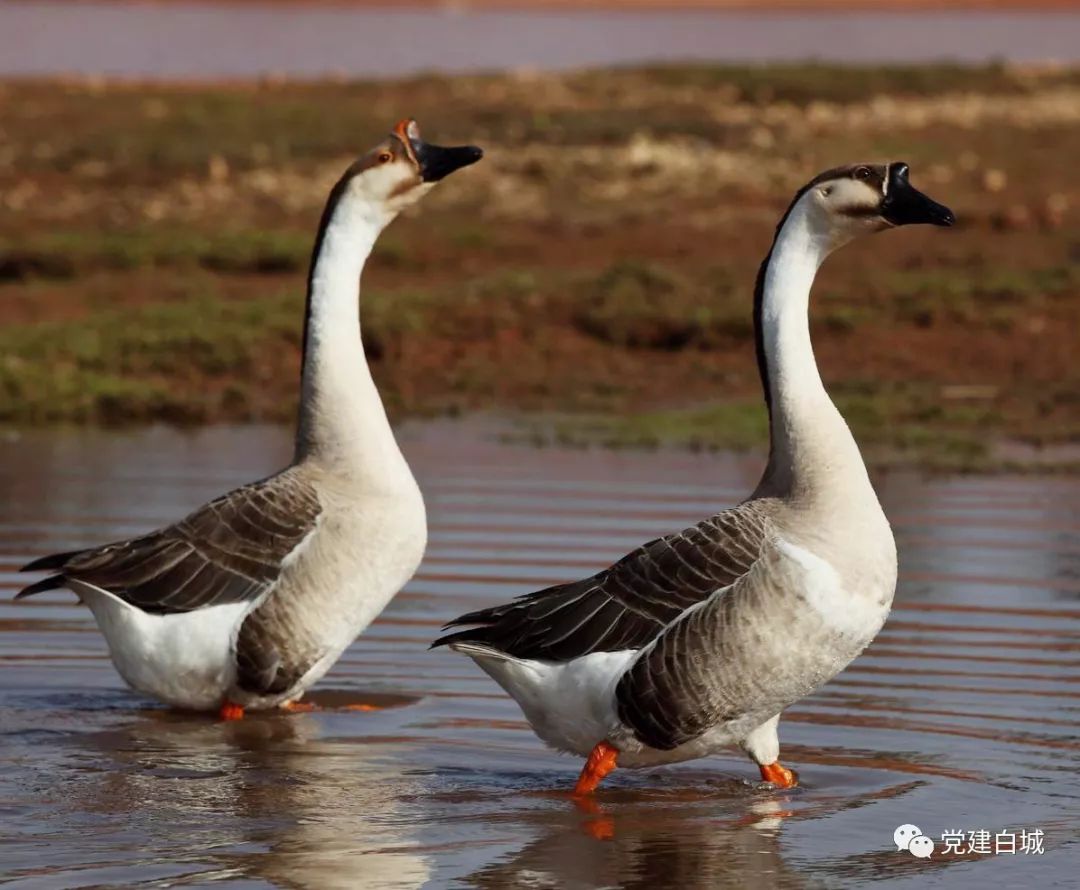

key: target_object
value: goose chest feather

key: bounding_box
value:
[435,161,952,791]
[17,121,482,715]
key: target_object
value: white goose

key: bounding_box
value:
[435,162,953,792]
[19,120,483,719]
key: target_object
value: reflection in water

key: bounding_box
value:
[457,773,947,890]
[70,713,431,890]
[464,799,805,890]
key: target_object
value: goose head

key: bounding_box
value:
[340,118,483,225]
[796,162,954,251]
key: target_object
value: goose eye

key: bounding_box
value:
[854,166,871,180]
[377,151,393,164]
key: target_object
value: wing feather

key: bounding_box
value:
[17,468,321,615]
[434,499,778,662]
[615,569,757,750]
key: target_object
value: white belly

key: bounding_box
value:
[464,647,634,758]
[775,537,892,642]
[465,647,748,767]
[76,580,250,710]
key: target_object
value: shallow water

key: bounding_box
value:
[1,2,1079,79]
[1,423,1078,888]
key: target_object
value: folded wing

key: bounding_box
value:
[614,553,772,750]
[435,499,777,662]
[18,468,321,614]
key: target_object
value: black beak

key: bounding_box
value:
[393,119,482,183]
[414,141,484,183]
[880,162,955,227]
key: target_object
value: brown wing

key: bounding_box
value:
[434,500,776,662]
[612,538,802,751]
[614,567,753,751]
[18,468,321,615]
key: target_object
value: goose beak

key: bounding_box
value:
[394,119,483,182]
[880,162,954,227]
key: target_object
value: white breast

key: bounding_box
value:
[774,537,889,641]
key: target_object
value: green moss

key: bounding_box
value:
[885,263,1080,328]
[513,382,1008,470]
[513,401,769,452]
[0,229,311,281]
[571,261,751,350]
[0,291,301,424]
[448,223,500,251]
[622,62,1072,106]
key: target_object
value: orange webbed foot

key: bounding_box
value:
[280,700,318,713]
[759,761,799,789]
[219,701,245,721]
[573,741,619,797]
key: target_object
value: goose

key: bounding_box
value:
[434,162,953,793]
[18,120,483,719]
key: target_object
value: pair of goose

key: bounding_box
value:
[17,119,954,794]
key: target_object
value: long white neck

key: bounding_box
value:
[753,202,872,504]
[293,191,411,489]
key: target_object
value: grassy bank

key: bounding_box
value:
[1,64,1078,468]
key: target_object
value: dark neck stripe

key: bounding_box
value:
[752,252,773,412]
[299,163,363,373]
[753,178,818,413]
[752,164,875,413]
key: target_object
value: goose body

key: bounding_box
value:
[19,121,482,714]
[435,162,953,789]
[448,504,894,771]
[49,467,427,712]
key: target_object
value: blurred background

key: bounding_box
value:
[1,0,1078,468]
[3,5,1080,890]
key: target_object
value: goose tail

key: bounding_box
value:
[21,549,84,574]
[16,549,86,599]
[431,625,524,664]
[15,575,67,599]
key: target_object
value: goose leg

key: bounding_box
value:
[741,713,799,788]
[219,700,245,721]
[573,741,619,796]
